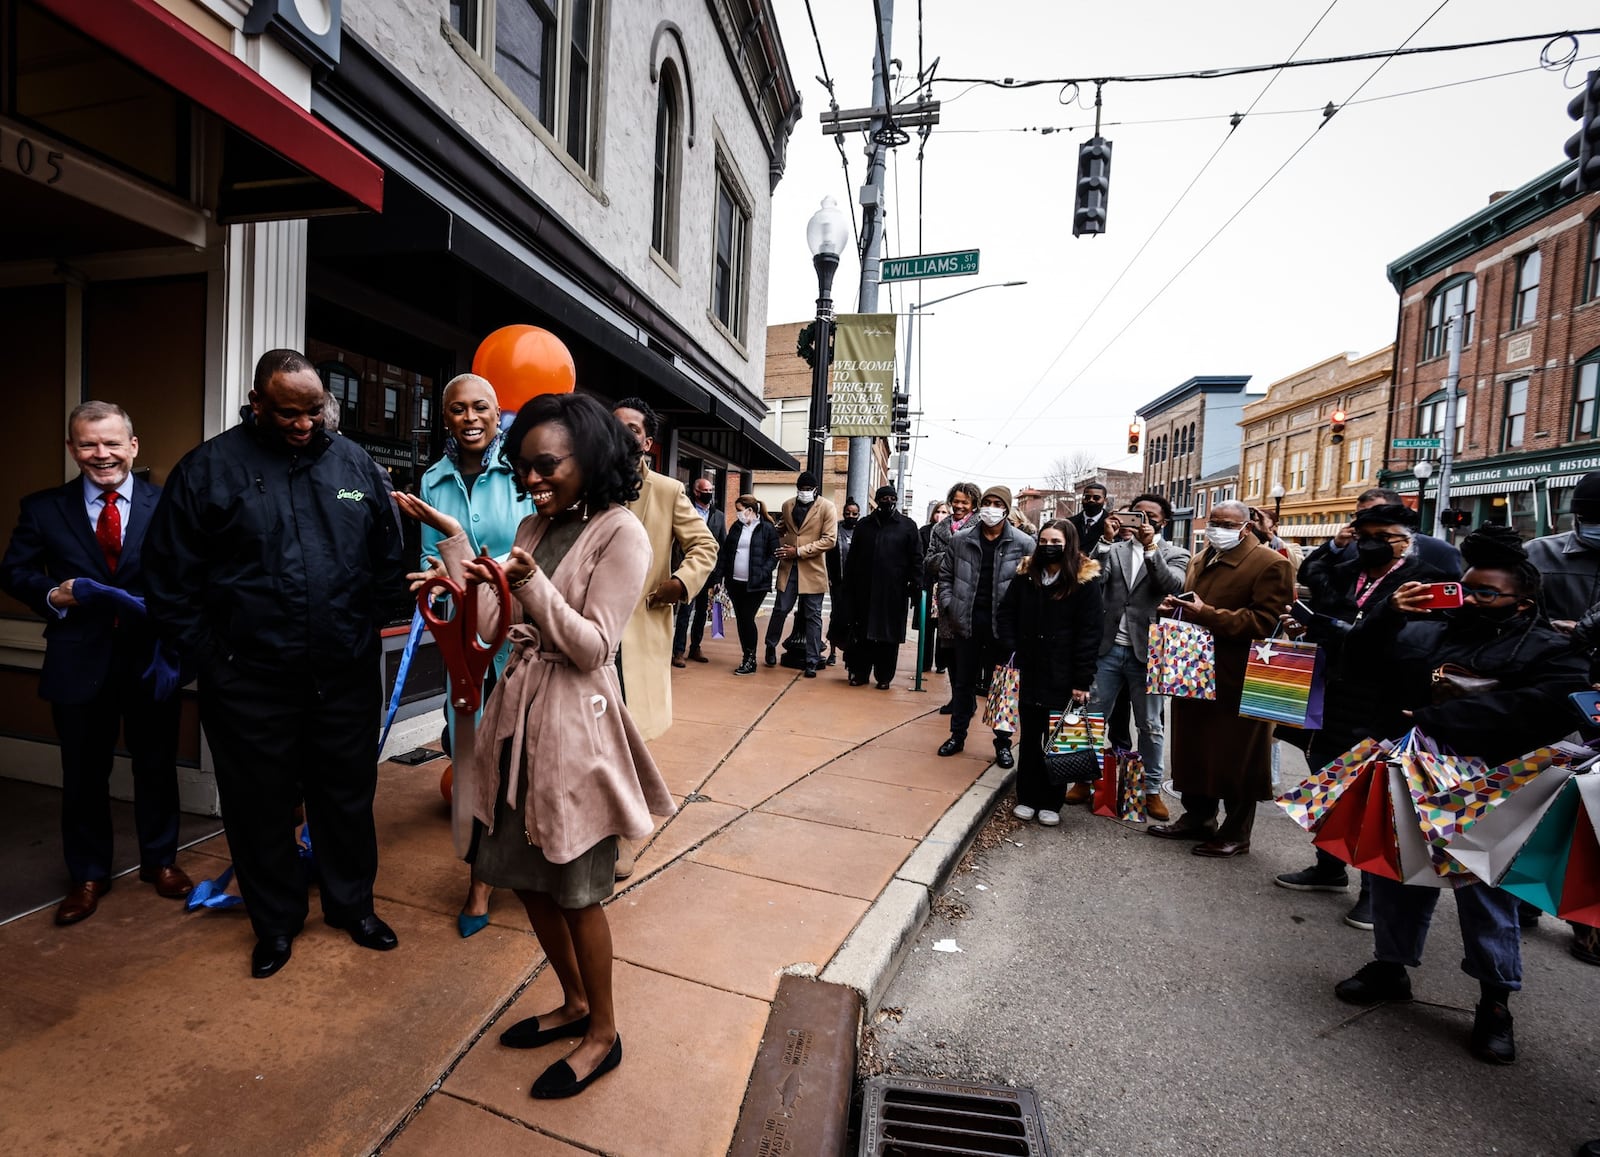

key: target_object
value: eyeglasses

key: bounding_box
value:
[1207,519,1245,530]
[1462,585,1516,602]
[513,453,573,478]
[1361,533,1409,544]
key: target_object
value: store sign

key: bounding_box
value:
[829,313,897,436]
[1392,450,1600,492]
[1506,333,1532,363]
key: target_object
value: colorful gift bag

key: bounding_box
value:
[1351,763,1402,881]
[982,658,1020,735]
[1091,750,1120,817]
[1277,737,1387,832]
[1238,636,1325,729]
[1386,760,1449,888]
[1498,778,1582,913]
[1312,764,1377,864]
[710,599,725,640]
[1445,762,1575,886]
[1408,747,1549,877]
[1118,753,1148,823]
[1045,711,1105,754]
[1144,614,1216,701]
[1558,783,1600,925]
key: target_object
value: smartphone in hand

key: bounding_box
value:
[1288,599,1318,626]
[1415,581,1465,611]
[1569,690,1600,726]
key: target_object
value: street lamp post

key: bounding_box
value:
[805,197,850,485]
[1413,458,1435,530]
[897,280,1028,498]
[1269,482,1285,521]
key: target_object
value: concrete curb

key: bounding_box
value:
[820,760,1016,1013]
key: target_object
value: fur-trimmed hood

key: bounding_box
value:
[1016,555,1101,582]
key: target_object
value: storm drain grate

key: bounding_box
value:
[859,1076,1051,1156]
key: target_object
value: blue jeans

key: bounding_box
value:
[1088,643,1164,794]
[1371,877,1522,990]
[764,568,823,666]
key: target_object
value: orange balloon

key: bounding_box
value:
[471,325,576,411]
[440,762,453,804]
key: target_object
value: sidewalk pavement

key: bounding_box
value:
[0,628,990,1156]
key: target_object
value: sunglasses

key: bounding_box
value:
[512,453,573,478]
[1462,585,1516,601]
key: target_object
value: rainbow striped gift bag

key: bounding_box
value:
[1238,637,1325,729]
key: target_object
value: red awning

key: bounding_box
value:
[31,0,383,213]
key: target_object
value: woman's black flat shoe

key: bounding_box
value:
[500,1012,591,1050]
[530,1035,622,1099]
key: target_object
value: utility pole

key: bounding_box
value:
[847,0,894,510]
[1434,302,1465,536]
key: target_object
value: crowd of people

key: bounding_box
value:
[7,358,1600,1122]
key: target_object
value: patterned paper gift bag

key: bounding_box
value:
[1408,747,1546,877]
[1238,635,1325,729]
[1118,752,1148,823]
[1277,737,1388,832]
[1045,711,1105,755]
[1144,613,1216,701]
[982,657,1020,735]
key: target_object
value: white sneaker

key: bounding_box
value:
[1012,804,1036,821]
[1037,810,1061,827]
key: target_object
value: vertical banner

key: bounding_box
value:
[830,313,897,436]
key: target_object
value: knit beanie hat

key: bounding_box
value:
[980,485,1012,513]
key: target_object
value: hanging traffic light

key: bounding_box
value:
[1073,136,1113,237]
[1441,509,1472,530]
[1560,69,1600,197]
[1127,422,1141,456]
[1330,409,1347,445]
[891,391,911,437]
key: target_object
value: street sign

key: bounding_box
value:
[1391,437,1442,449]
[881,249,979,282]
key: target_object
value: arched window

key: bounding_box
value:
[1422,275,1475,360]
[1512,248,1540,329]
[651,61,681,266]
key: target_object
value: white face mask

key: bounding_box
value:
[797,489,817,504]
[1206,527,1243,552]
[738,509,758,526]
[977,506,1006,527]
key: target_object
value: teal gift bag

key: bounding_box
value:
[1499,779,1581,914]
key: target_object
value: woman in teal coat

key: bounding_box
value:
[418,372,524,936]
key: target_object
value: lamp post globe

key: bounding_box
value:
[1269,482,1285,520]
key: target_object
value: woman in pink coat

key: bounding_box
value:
[397,392,675,1100]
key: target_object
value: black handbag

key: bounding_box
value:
[1041,710,1103,787]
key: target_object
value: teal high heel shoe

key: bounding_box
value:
[457,911,490,939]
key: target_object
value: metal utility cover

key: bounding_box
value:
[859,1075,1051,1155]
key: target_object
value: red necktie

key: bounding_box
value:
[96,493,121,574]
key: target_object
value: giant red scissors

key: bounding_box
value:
[417,557,513,713]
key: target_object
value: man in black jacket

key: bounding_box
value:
[145,350,404,979]
[837,487,923,688]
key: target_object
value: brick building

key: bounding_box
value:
[1015,468,1142,528]
[1239,348,1394,544]
[757,321,889,513]
[1137,376,1254,548]
[1383,165,1600,536]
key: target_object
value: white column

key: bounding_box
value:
[210,219,308,434]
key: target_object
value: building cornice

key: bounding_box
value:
[1136,375,1251,419]
[704,0,801,190]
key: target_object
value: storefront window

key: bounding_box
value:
[1551,486,1575,534]
[307,340,434,490]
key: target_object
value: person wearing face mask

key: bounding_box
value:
[824,500,861,668]
[1068,483,1110,545]
[927,483,982,705]
[765,471,838,677]
[711,496,778,674]
[836,486,924,688]
[937,486,1032,763]
[671,478,726,668]
[1330,525,1588,1066]
[995,521,1104,825]
[1272,505,1452,928]
[919,503,950,673]
[1300,487,1460,611]
[1148,500,1295,857]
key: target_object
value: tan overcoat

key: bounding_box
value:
[619,463,718,740]
[1168,538,1296,801]
[439,506,677,863]
[774,496,838,595]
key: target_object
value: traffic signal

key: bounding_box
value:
[1330,409,1347,445]
[1073,136,1113,237]
[891,390,911,437]
[1560,69,1600,197]
[1441,509,1472,530]
[1127,422,1141,456]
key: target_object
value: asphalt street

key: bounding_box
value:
[874,743,1600,1157]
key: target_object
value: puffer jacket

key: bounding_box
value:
[995,556,1104,706]
[937,521,1031,639]
[1524,531,1600,621]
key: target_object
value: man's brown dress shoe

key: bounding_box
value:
[671,653,687,669]
[1063,783,1092,806]
[140,865,194,899]
[1147,820,1217,840]
[56,879,110,925]
[1193,839,1250,858]
[1145,794,1171,821]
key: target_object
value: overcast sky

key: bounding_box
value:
[765,0,1598,505]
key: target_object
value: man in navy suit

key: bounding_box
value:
[0,402,190,924]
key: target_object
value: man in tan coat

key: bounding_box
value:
[613,398,718,742]
[764,471,838,678]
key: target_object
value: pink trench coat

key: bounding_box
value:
[437,505,677,864]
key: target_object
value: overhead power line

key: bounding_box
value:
[801,0,862,254]
[929,26,1600,91]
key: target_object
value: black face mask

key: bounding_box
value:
[875,501,895,516]
[1082,497,1104,511]
[1355,537,1396,570]
[1036,544,1066,564]
[841,515,859,527]
[694,493,713,506]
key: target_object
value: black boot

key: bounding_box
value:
[734,651,757,676]
[1471,985,1516,1065]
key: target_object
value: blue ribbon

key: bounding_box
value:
[379,607,426,750]
[185,865,243,911]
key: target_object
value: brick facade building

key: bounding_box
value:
[1137,375,1253,549]
[1383,165,1600,536]
[1239,348,1394,543]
